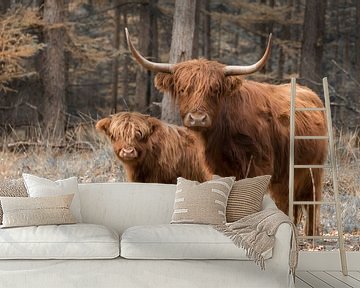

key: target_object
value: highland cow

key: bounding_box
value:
[96,112,212,184]
[126,28,328,234]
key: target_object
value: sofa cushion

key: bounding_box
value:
[171,177,235,225]
[0,194,76,228]
[0,178,28,224]
[121,224,272,260]
[226,175,272,222]
[0,224,119,259]
[23,174,82,222]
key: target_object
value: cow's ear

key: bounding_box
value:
[154,73,174,93]
[96,117,112,135]
[226,76,243,91]
[145,116,159,134]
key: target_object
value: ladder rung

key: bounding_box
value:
[296,107,326,111]
[293,201,336,205]
[298,236,339,240]
[294,164,331,169]
[294,136,329,140]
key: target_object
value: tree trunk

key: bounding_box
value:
[266,0,275,73]
[112,5,120,113]
[300,0,327,92]
[290,0,300,74]
[161,0,196,124]
[0,0,10,14]
[149,0,160,107]
[135,1,151,112]
[192,0,200,58]
[356,0,360,85]
[203,0,211,59]
[122,9,129,109]
[278,0,292,79]
[40,0,66,140]
[217,16,221,58]
[259,0,267,73]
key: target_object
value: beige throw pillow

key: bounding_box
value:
[0,194,76,228]
[23,174,82,222]
[171,177,235,225]
[0,178,28,224]
[226,175,271,222]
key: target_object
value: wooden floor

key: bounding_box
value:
[296,271,360,288]
[296,252,360,288]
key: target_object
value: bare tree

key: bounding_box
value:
[112,3,120,113]
[40,0,66,139]
[192,0,201,58]
[300,0,327,91]
[0,0,10,14]
[356,0,360,85]
[122,7,129,107]
[149,0,160,108]
[135,1,150,112]
[278,0,292,79]
[202,0,211,59]
[161,0,197,124]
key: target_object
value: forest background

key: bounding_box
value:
[0,0,359,250]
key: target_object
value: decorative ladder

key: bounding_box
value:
[288,77,348,275]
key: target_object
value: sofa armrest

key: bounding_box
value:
[267,221,295,288]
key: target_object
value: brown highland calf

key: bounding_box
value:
[96,112,212,184]
[126,28,328,234]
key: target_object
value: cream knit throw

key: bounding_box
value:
[214,208,298,275]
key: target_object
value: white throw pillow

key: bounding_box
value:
[23,174,82,222]
[121,224,272,260]
[0,224,119,259]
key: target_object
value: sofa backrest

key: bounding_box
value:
[78,182,277,235]
[78,182,176,234]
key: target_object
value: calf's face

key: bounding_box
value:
[96,112,155,163]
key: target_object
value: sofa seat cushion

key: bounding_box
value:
[121,224,272,260]
[0,224,119,259]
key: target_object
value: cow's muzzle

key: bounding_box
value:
[119,147,138,160]
[184,112,211,128]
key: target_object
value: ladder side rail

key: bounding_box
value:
[289,78,296,223]
[323,77,348,275]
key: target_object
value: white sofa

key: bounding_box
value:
[0,182,295,288]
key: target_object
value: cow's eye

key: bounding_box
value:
[135,131,143,139]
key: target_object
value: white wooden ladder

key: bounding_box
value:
[288,77,348,275]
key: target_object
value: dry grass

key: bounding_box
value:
[0,122,125,183]
[298,129,360,251]
[0,124,359,250]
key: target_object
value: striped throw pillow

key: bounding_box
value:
[171,177,235,225]
[226,175,271,222]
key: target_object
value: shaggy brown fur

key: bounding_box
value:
[155,59,327,235]
[96,112,212,184]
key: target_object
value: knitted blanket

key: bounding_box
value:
[214,208,298,274]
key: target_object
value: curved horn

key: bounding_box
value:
[223,34,272,76]
[125,28,174,74]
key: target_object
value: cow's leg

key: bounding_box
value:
[294,168,323,235]
[294,169,312,234]
[307,168,323,236]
